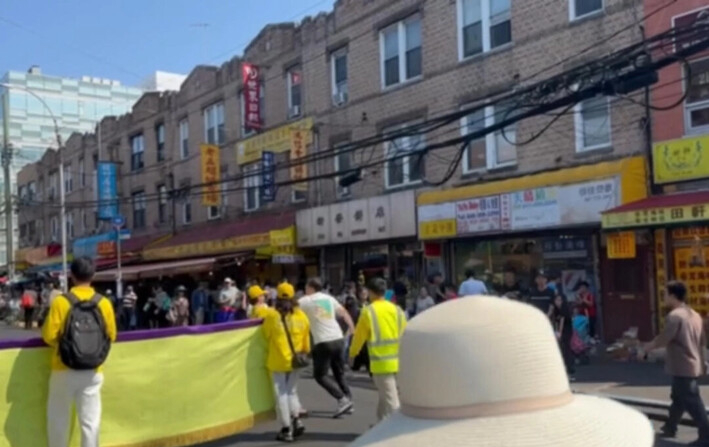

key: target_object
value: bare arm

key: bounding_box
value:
[335,304,355,335]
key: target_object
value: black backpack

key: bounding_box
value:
[59,292,111,370]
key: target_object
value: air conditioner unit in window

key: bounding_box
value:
[333,91,349,106]
[289,105,301,117]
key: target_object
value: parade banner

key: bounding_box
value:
[0,320,274,447]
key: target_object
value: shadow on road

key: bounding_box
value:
[196,431,360,446]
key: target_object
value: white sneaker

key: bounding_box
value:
[333,398,354,418]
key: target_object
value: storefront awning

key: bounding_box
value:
[93,257,217,282]
[602,191,709,230]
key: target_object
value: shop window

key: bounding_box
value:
[575,95,611,152]
[385,123,425,189]
[686,58,709,134]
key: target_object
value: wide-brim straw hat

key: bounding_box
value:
[349,296,654,447]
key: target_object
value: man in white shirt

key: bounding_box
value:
[299,278,356,418]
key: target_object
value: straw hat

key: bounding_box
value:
[349,296,653,447]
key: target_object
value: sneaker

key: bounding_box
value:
[333,398,354,418]
[292,418,305,438]
[658,425,676,438]
[276,427,294,443]
[298,409,309,419]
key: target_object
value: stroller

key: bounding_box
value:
[571,311,592,365]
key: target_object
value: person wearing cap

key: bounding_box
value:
[168,285,190,327]
[279,281,310,419]
[526,269,557,318]
[349,277,407,422]
[262,281,310,442]
[215,278,241,323]
[248,284,273,320]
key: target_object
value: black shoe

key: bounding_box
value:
[292,418,305,438]
[276,427,294,443]
[658,425,676,438]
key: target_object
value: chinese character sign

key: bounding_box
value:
[200,144,221,207]
[261,151,275,202]
[242,62,262,131]
[607,232,636,259]
[97,162,118,219]
[290,129,308,191]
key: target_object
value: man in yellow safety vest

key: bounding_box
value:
[349,277,407,422]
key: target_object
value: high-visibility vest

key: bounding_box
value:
[366,301,405,374]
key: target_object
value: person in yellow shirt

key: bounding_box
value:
[41,257,117,447]
[349,277,407,422]
[248,284,273,320]
[262,281,310,442]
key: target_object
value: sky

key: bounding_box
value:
[0,0,334,86]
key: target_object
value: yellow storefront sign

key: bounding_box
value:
[236,118,313,165]
[607,232,636,259]
[602,203,709,229]
[653,135,709,184]
[270,226,296,247]
[420,219,457,239]
[144,233,270,261]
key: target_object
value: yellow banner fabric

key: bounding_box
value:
[201,144,222,207]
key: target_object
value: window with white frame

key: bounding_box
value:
[686,58,709,134]
[79,157,85,187]
[28,181,36,201]
[570,0,603,21]
[204,102,225,145]
[244,163,261,212]
[157,184,168,223]
[334,142,353,197]
[385,124,425,189]
[458,0,511,60]
[331,48,348,106]
[380,16,422,88]
[63,164,73,193]
[287,67,302,118]
[66,212,74,239]
[183,200,192,225]
[461,108,487,172]
[132,190,146,229]
[156,123,166,162]
[208,167,228,219]
[461,103,518,171]
[131,134,145,171]
[575,95,611,152]
[240,85,264,137]
[51,216,58,241]
[179,119,189,159]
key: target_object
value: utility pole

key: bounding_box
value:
[1,91,14,279]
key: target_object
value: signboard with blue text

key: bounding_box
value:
[261,151,275,202]
[97,162,118,219]
[73,230,130,259]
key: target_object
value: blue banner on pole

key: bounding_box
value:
[72,230,131,259]
[97,162,118,219]
[261,151,275,202]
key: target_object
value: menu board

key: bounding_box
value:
[673,246,709,316]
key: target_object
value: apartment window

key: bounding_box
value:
[385,124,425,189]
[156,123,166,162]
[458,0,511,60]
[18,186,26,202]
[131,134,145,171]
[334,143,352,198]
[492,103,518,166]
[570,0,603,21]
[63,164,73,193]
[204,102,225,145]
[240,83,265,137]
[79,157,86,187]
[461,104,518,170]
[51,216,58,241]
[132,191,146,229]
[48,172,57,199]
[380,16,422,88]
[183,201,192,225]
[66,212,74,239]
[81,210,87,234]
[575,95,611,152]
[686,58,709,134]
[331,48,348,106]
[157,184,168,224]
[28,181,36,201]
[461,108,487,172]
[244,163,261,212]
[179,119,189,159]
[287,68,302,118]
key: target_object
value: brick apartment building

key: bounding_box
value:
[17,0,655,339]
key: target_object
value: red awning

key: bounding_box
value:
[602,191,709,230]
[93,257,216,282]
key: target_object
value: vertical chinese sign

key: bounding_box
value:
[200,144,221,206]
[242,63,261,131]
[261,151,275,202]
[290,128,308,191]
[97,162,118,220]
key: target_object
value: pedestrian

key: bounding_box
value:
[154,285,172,328]
[143,292,160,329]
[41,257,117,447]
[248,284,273,319]
[645,281,709,446]
[527,269,556,317]
[457,268,488,297]
[575,280,597,339]
[215,278,240,323]
[413,286,435,317]
[347,296,653,447]
[299,278,356,418]
[349,278,407,422]
[20,285,37,329]
[190,281,209,326]
[497,266,523,300]
[426,273,446,304]
[262,280,310,442]
[168,286,190,327]
[551,294,575,381]
[120,285,138,331]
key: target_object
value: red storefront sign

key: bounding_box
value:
[242,62,262,130]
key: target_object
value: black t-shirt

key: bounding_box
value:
[552,304,573,337]
[527,286,556,314]
[498,282,523,299]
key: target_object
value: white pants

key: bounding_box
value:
[47,370,104,447]
[372,374,400,421]
[272,372,301,428]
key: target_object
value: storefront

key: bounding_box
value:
[418,156,648,341]
[296,190,420,292]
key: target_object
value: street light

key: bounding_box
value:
[0,82,68,291]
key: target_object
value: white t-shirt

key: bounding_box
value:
[298,292,344,345]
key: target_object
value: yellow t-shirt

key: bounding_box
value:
[41,285,117,371]
[262,309,310,373]
[250,303,273,320]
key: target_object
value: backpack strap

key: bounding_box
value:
[90,293,103,305]
[65,292,80,306]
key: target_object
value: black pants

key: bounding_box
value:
[23,307,34,329]
[560,332,576,375]
[667,376,709,441]
[589,316,597,338]
[312,339,351,401]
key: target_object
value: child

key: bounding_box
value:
[572,306,590,345]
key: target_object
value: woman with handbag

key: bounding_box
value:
[262,282,311,443]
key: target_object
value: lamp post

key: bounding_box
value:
[0,83,68,291]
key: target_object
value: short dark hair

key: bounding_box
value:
[667,280,687,302]
[70,257,95,283]
[464,268,475,279]
[307,277,323,292]
[367,277,387,296]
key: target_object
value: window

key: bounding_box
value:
[208,168,228,219]
[461,108,487,172]
[79,157,86,187]
[179,119,189,159]
[461,103,518,170]
[48,172,57,199]
[132,191,146,229]
[334,143,352,198]
[157,184,168,224]
[575,95,611,152]
[380,16,422,88]
[292,189,307,203]
[240,83,265,137]
[51,216,58,240]
[244,163,261,212]
[18,186,26,202]
[156,123,165,162]
[66,212,74,239]
[458,0,511,60]
[204,103,225,145]
[183,201,192,225]
[81,210,87,234]
[287,68,302,118]
[570,0,603,21]
[685,58,709,134]
[331,49,348,106]
[63,164,73,193]
[131,134,145,171]
[385,124,425,189]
